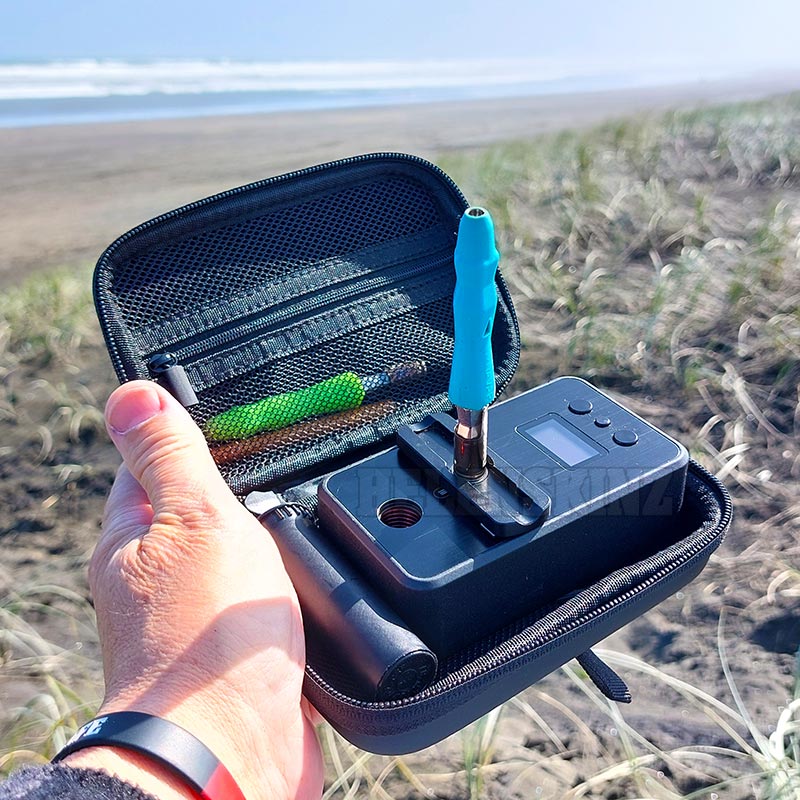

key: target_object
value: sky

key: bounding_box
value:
[1,0,800,71]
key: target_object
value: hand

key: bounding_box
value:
[62,380,324,800]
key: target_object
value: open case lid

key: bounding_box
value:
[93,153,520,495]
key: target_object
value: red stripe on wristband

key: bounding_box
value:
[201,763,248,800]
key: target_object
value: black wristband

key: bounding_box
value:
[52,711,246,800]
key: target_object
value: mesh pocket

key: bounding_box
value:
[194,294,458,491]
[110,175,441,329]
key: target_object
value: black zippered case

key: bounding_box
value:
[93,152,732,754]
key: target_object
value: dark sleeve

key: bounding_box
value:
[0,764,159,800]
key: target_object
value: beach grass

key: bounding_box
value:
[0,265,107,461]
[2,94,799,797]
[0,583,98,769]
[442,94,800,504]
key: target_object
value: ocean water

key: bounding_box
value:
[0,58,740,128]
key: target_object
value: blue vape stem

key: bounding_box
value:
[448,207,499,478]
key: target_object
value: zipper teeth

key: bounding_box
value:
[310,463,732,709]
[493,269,521,397]
[95,152,468,380]
[166,253,452,366]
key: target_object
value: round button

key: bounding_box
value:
[568,398,593,415]
[594,417,611,428]
[613,429,639,446]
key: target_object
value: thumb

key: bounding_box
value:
[105,380,235,517]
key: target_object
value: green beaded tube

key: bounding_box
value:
[205,371,366,442]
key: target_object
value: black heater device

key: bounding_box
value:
[318,376,689,658]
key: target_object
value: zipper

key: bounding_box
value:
[575,650,631,703]
[146,352,198,407]
[305,462,731,710]
[148,252,453,369]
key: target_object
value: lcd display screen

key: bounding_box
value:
[522,418,601,467]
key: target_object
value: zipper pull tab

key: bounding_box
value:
[576,650,632,704]
[146,353,199,408]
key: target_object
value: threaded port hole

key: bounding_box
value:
[466,207,485,217]
[377,498,423,528]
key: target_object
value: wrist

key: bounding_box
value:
[56,709,254,800]
[73,696,283,800]
[61,747,197,800]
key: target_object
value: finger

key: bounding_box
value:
[104,381,236,518]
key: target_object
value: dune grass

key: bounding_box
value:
[2,95,799,797]
[0,265,107,460]
[0,582,98,769]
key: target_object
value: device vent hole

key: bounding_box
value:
[378,498,423,528]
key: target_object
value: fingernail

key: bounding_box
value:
[107,384,164,434]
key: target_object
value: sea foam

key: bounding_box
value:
[0,58,586,101]
[0,57,742,127]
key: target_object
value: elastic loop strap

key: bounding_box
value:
[52,711,246,800]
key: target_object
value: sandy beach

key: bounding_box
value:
[1,72,799,285]
[2,71,799,796]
